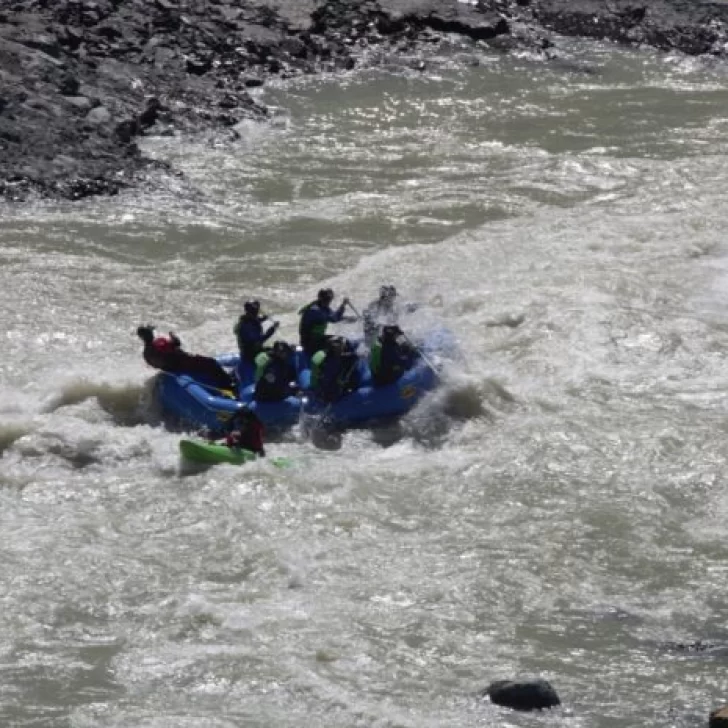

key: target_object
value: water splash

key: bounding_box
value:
[0,422,32,455]
[41,377,158,427]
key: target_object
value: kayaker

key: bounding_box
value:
[225,408,266,457]
[369,325,419,386]
[298,288,355,356]
[310,336,361,403]
[254,341,299,403]
[136,325,236,392]
[363,285,419,346]
[234,300,279,364]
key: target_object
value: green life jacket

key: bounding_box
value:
[369,342,382,375]
[254,352,270,382]
[310,350,326,389]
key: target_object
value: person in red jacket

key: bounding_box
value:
[225,408,265,456]
[136,325,236,392]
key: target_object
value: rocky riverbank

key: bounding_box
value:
[3,0,728,202]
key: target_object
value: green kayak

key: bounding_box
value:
[179,439,291,468]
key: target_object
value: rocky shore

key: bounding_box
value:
[3,0,728,201]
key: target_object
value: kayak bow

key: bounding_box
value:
[179,439,291,468]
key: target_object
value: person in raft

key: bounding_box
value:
[254,341,299,403]
[310,336,361,403]
[369,325,419,386]
[298,288,356,357]
[362,285,420,346]
[136,325,236,392]
[234,300,279,364]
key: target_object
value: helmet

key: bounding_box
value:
[379,285,397,301]
[317,288,334,303]
[327,336,345,353]
[136,325,154,343]
[244,300,260,316]
[272,340,291,358]
[381,325,402,340]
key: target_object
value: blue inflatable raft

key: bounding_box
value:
[155,328,456,432]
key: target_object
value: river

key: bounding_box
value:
[1,37,728,727]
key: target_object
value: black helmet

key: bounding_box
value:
[327,336,345,353]
[136,325,154,343]
[317,288,334,303]
[381,325,402,340]
[244,300,260,316]
[272,340,291,358]
[379,285,397,301]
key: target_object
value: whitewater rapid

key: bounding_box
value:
[2,38,728,727]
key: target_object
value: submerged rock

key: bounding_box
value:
[483,677,561,711]
[662,639,728,658]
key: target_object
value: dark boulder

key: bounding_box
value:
[186,54,213,75]
[483,678,561,711]
[58,25,85,50]
[218,93,239,109]
[138,97,163,129]
[711,706,728,727]
[114,118,137,143]
[58,72,81,95]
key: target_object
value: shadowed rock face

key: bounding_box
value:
[531,0,728,55]
[2,0,728,202]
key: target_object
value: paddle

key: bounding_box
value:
[303,350,359,444]
[399,331,442,382]
[298,396,341,450]
[345,301,362,320]
[297,395,315,441]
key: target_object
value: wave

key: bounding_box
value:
[41,377,160,426]
[394,372,495,448]
[0,422,32,455]
[441,379,489,420]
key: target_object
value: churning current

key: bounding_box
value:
[1,38,728,728]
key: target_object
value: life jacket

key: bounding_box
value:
[369,342,383,378]
[312,350,360,402]
[310,350,326,390]
[370,339,415,386]
[226,419,265,454]
[143,336,181,370]
[298,301,329,343]
[235,315,264,361]
[254,351,270,382]
[254,352,297,402]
